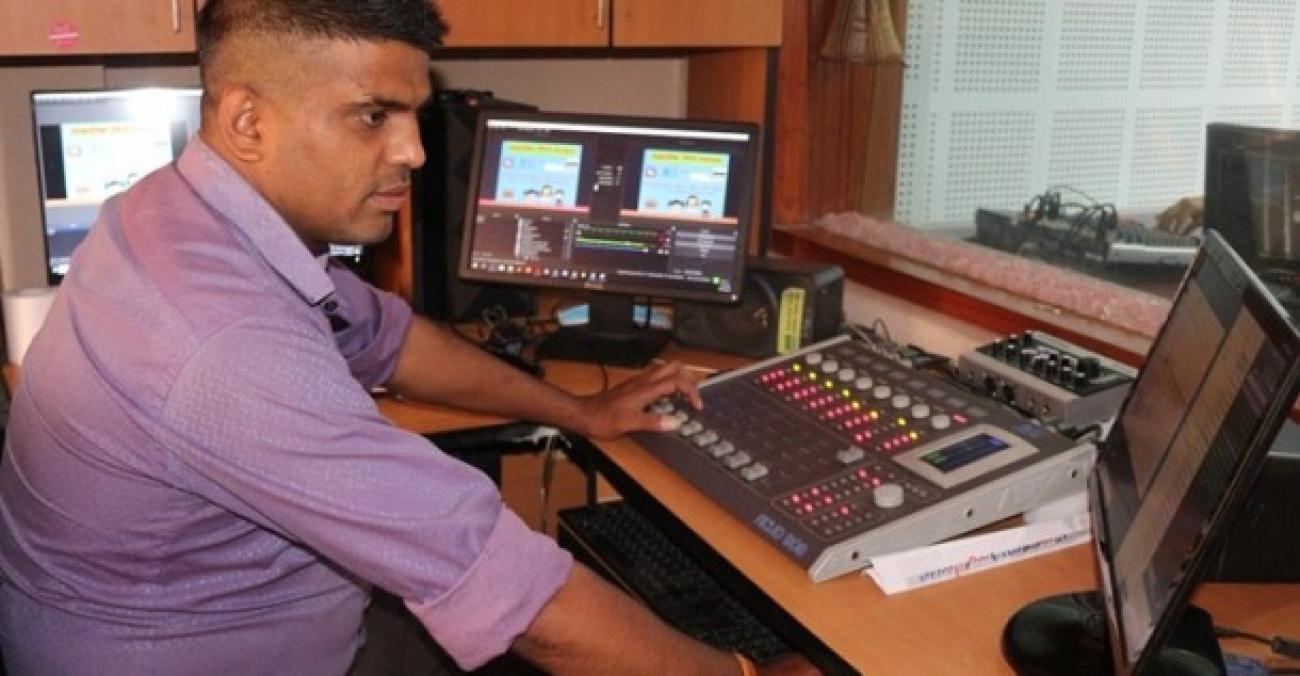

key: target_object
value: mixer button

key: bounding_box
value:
[837,368,856,382]
[723,451,752,469]
[679,420,704,436]
[836,446,866,465]
[739,463,769,482]
[820,359,840,374]
[930,413,952,430]
[890,394,912,409]
[669,410,690,424]
[872,384,892,400]
[854,376,873,391]
[693,430,719,447]
[873,483,905,509]
[910,403,932,419]
[649,399,675,415]
[708,441,736,458]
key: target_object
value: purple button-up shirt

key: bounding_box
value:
[0,139,571,675]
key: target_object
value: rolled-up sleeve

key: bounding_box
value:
[158,315,572,667]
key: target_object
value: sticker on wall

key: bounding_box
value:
[47,20,81,50]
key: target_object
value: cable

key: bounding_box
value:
[1217,626,1300,660]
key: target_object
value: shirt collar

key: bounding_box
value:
[176,137,336,307]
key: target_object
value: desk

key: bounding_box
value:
[375,348,1300,675]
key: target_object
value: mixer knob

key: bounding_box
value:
[873,483,905,509]
[820,359,840,374]
[693,430,719,447]
[1019,348,1036,369]
[890,393,912,410]
[1059,365,1074,385]
[836,446,866,465]
[1079,357,1102,378]
[739,462,769,482]
[1072,370,1090,390]
[723,451,753,469]
[708,441,736,458]
[837,368,856,382]
[930,413,952,430]
[1019,332,1035,346]
[805,352,824,366]
[872,384,892,400]
[678,420,704,437]
[854,376,874,391]
[1002,341,1018,361]
[910,403,932,419]
[650,399,675,415]
[664,410,690,431]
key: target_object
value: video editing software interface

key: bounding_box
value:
[31,88,202,282]
[459,113,757,304]
[1093,231,1300,672]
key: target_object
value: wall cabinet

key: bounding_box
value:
[0,1,196,56]
[437,0,780,48]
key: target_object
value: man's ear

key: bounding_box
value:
[213,84,265,163]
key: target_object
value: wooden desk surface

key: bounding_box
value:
[375,348,1300,675]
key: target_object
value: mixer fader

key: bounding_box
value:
[633,335,1095,582]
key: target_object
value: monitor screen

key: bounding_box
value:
[1091,229,1300,674]
[457,110,760,366]
[1204,123,1300,278]
[31,88,204,283]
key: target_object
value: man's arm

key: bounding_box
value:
[385,315,702,438]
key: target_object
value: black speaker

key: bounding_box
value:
[411,89,536,321]
[673,258,844,358]
[1205,420,1300,583]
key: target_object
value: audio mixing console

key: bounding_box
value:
[633,335,1096,582]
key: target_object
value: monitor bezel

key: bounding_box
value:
[456,108,760,306]
[29,86,203,285]
[1090,230,1300,675]
[1204,122,1300,276]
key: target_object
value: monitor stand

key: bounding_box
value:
[540,294,670,368]
[1002,591,1225,676]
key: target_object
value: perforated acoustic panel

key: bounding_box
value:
[896,0,1300,228]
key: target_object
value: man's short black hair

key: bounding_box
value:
[198,0,448,70]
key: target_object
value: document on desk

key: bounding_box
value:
[865,513,1091,595]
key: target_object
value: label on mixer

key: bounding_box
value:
[776,287,806,354]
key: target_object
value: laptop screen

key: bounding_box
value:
[1092,230,1300,674]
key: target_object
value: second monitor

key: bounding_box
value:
[458,110,761,366]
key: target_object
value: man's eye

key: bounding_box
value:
[361,110,388,128]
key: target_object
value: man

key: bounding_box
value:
[0,1,813,674]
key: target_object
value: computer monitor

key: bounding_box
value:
[1204,123,1300,282]
[1006,230,1300,675]
[31,87,203,284]
[457,110,760,367]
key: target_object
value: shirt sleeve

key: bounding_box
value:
[158,314,571,668]
[324,261,413,388]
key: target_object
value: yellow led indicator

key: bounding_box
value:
[910,431,920,441]
[870,411,880,420]
[897,417,907,426]
[841,389,852,398]
[852,402,861,410]
[792,363,802,372]
[824,382,834,390]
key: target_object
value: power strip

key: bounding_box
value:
[957,331,1136,429]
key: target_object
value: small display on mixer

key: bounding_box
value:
[921,433,1011,473]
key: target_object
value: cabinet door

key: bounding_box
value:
[437,0,609,48]
[614,0,782,48]
[0,0,195,55]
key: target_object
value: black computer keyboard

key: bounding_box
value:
[557,501,792,664]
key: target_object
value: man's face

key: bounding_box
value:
[255,39,431,249]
